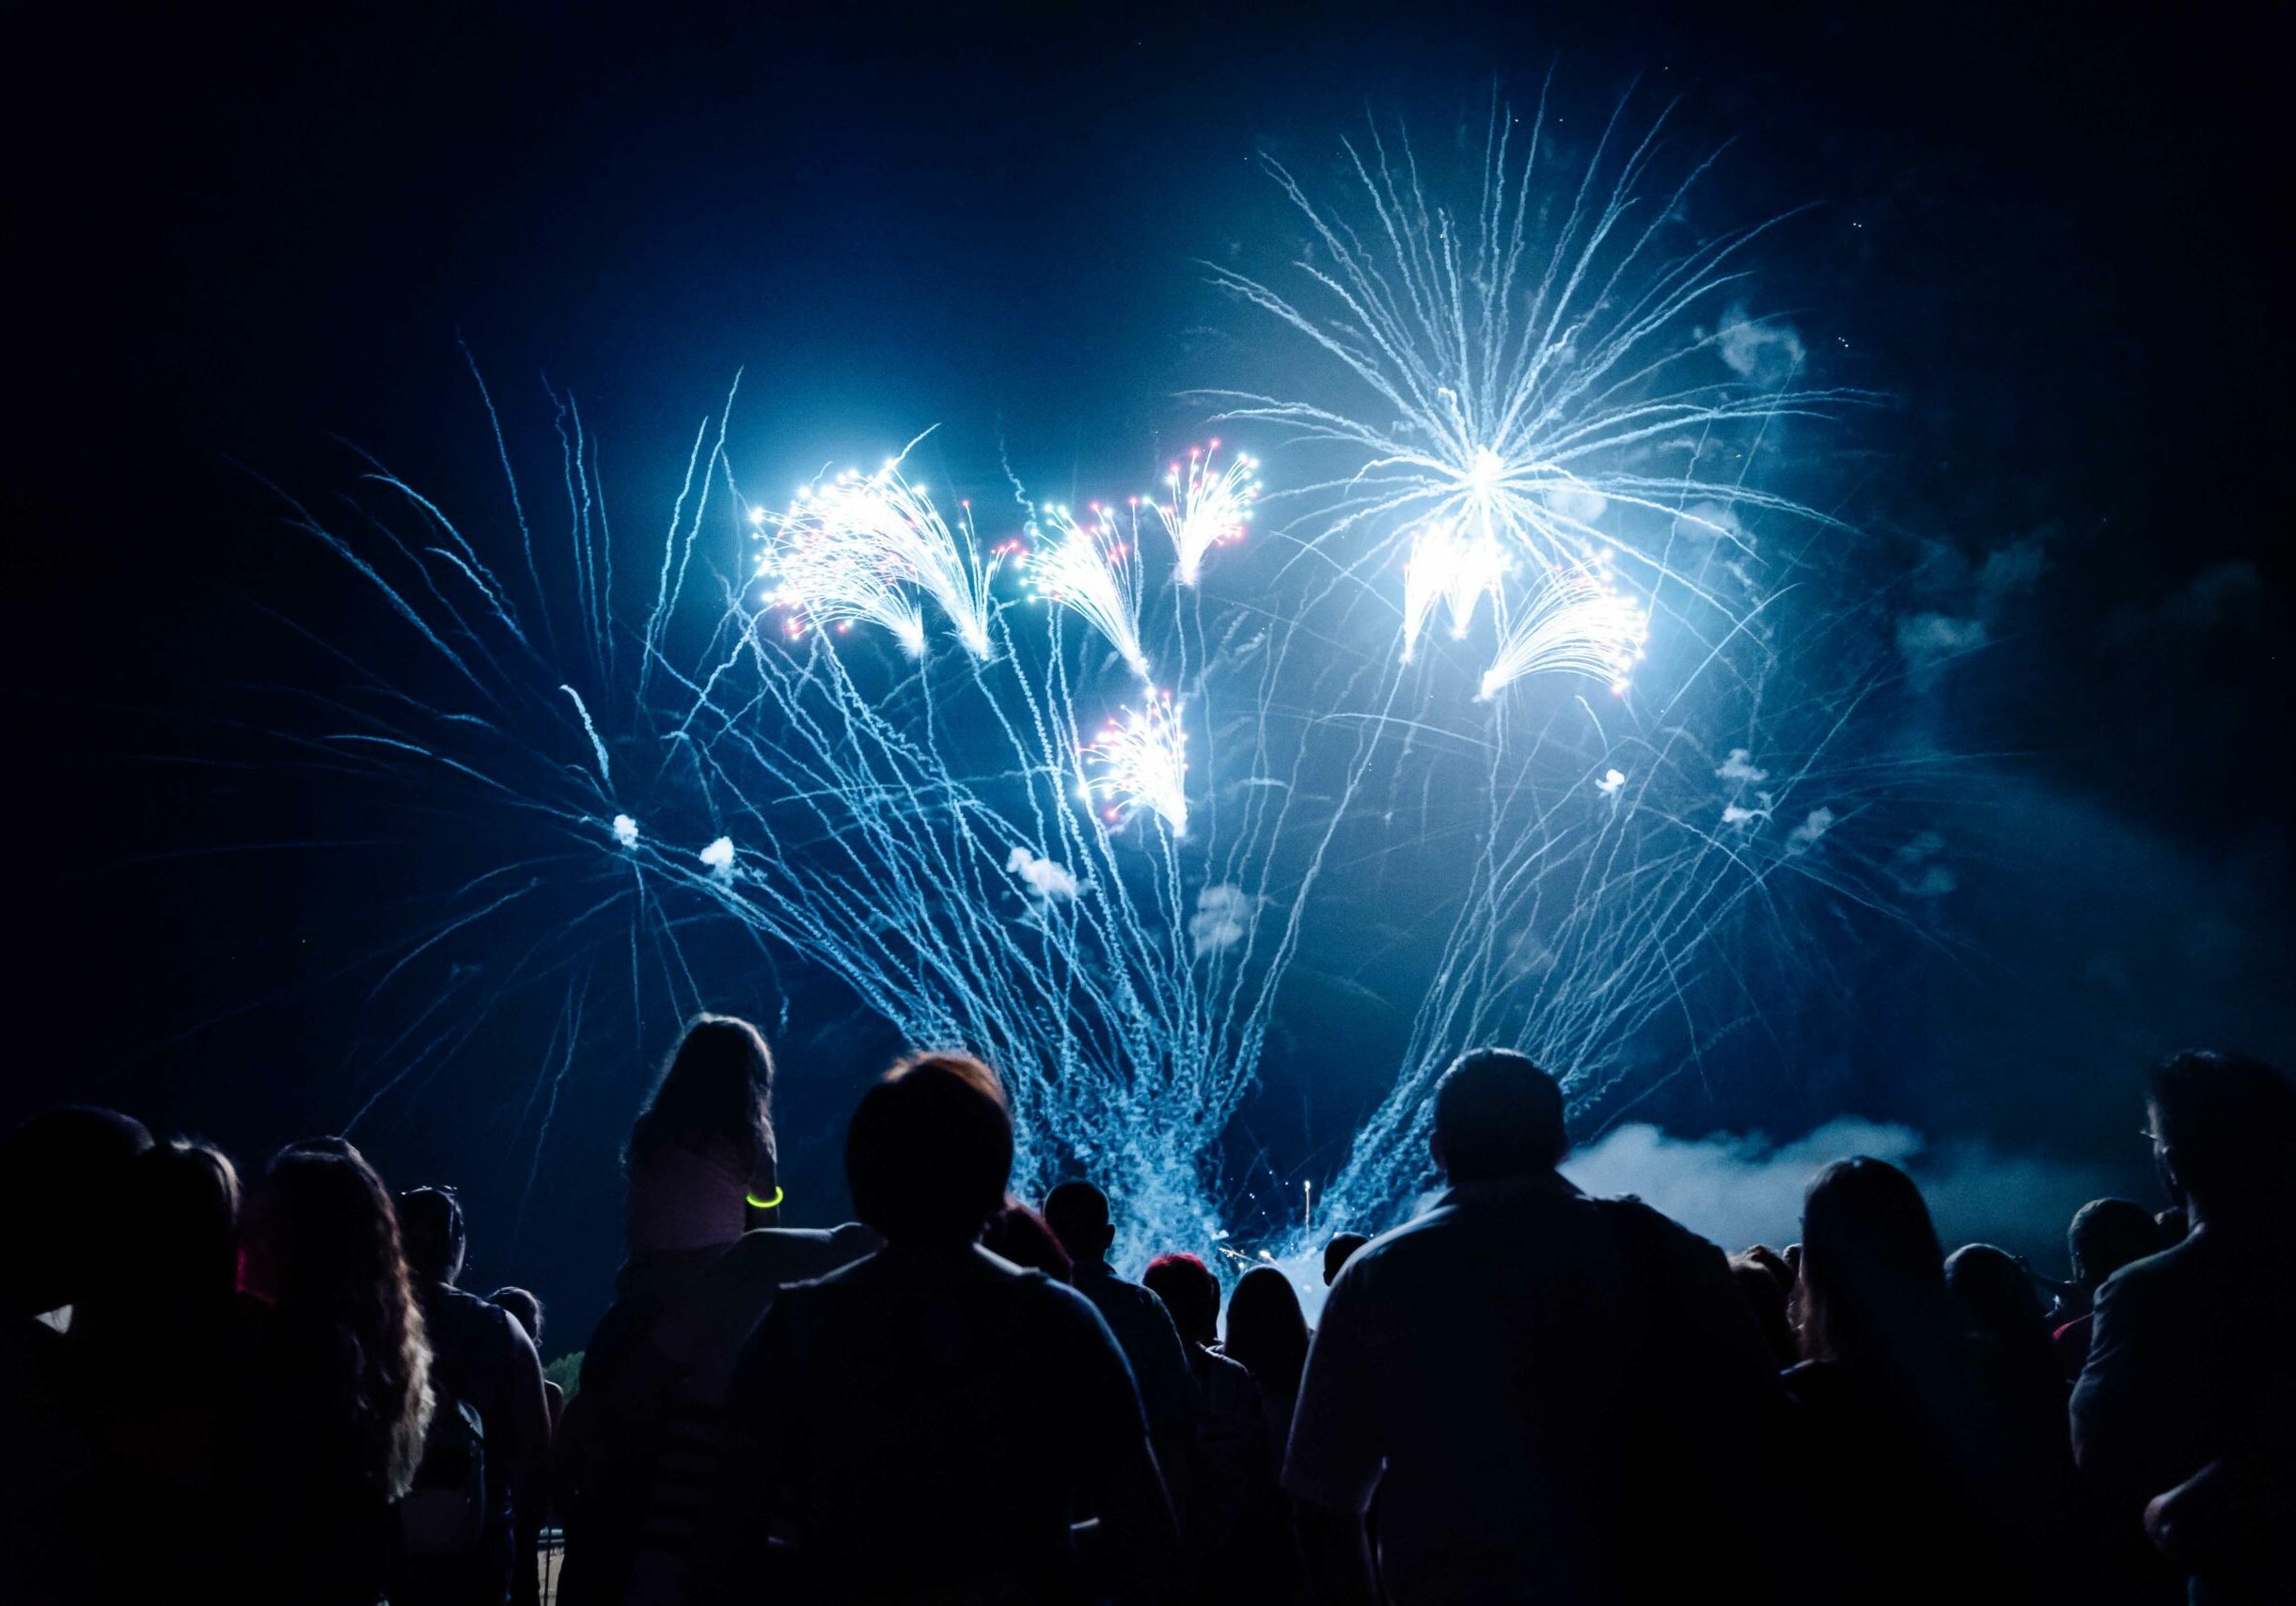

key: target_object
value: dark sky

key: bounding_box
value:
[6,2,2288,1338]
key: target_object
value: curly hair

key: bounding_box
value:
[264,1145,435,1498]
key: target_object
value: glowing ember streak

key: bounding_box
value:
[1152,441,1259,586]
[1025,501,1151,680]
[1081,690,1187,836]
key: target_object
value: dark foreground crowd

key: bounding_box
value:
[4,1021,2292,1605]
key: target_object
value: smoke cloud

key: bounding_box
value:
[1561,1118,2128,1263]
[1006,846,1081,901]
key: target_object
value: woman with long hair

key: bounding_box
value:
[622,1014,778,1264]
[1787,1157,2085,1601]
[238,1141,433,1604]
[562,1016,873,1606]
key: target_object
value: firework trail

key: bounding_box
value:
[233,89,1909,1271]
[1196,92,1897,1241]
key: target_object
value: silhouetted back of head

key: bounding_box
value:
[0,1106,152,1318]
[984,1201,1072,1281]
[1944,1244,2045,1348]
[1432,1048,1566,1183]
[2068,1197,2161,1290]
[489,1286,543,1347]
[2147,1049,2296,1222]
[1225,1265,1309,1401]
[1796,1156,1950,1372]
[1323,1232,1370,1285]
[1143,1252,1220,1350]
[77,1139,241,1364]
[846,1054,1013,1246]
[257,1145,432,1498]
[627,1014,778,1179]
[398,1186,467,1287]
[1044,1179,1113,1263]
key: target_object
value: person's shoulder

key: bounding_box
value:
[716,1222,880,1287]
[1591,1191,1721,1254]
[2092,1236,2200,1313]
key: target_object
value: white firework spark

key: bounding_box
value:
[1399,519,1509,663]
[759,452,999,658]
[1025,501,1151,681]
[1152,440,1260,587]
[1081,691,1188,837]
[1476,562,1649,701]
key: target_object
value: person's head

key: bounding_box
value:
[489,1286,543,1348]
[397,1186,466,1288]
[1224,1265,1310,1401]
[1943,1243,2048,1351]
[0,1106,152,1318]
[2144,1050,2296,1224]
[253,1143,432,1498]
[983,1200,1072,1281]
[2067,1198,2162,1292]
[1043,1180,1115,1265]
[76,1139,241,1361]
[627,1014,778,1190]
[1793,1156,1949,1370]
[1322,1232,1370,1286]
[1143,1252,1221,1351]
[845,1053,1012,1247]
[1430,1048,1567,1183]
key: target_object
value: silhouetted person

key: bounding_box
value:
[2074,1051,2296,1601]
[1285,1048,1787,1604]
[1143,1252,1279,1598]
[393,1187,551,1606]
[1789,1158,2091,1603]
[986,1196,1074,1281]
[697,1053,1181,1604]
[489,1287,563,1435]
[1322,1233,1368,1287]
[1046,1180,1202,1445]
[236,1141,435,1605]
[1947,1242,2066,1406]
[2053,1199,2165,1378]
[0,1106,149,1600]
[560,1016,871,1606]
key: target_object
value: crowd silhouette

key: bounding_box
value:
[4,1027,2290,1604]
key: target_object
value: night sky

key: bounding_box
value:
[7,3,2288,1345]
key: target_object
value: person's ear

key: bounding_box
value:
[1429,1129,1445,1178]
[1096,1221,1115,1255]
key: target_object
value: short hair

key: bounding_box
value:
[397,1187,466,1286]
[1432,1049,1567,1181]
[1143,1252,1220,1350]
[846,1055,1013,1245]
[1322,1232,1370,1286]
[1043,1179,1111,1257]
[2067,1198,2161,1288]
[490,1286,543,1346]
[2147,1050,2296,1211]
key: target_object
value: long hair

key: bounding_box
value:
[1792,1157,1954,1381]
[1225,1266,1310,1403]
[625,1015,777,1180]
[263,1145,434,1498]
